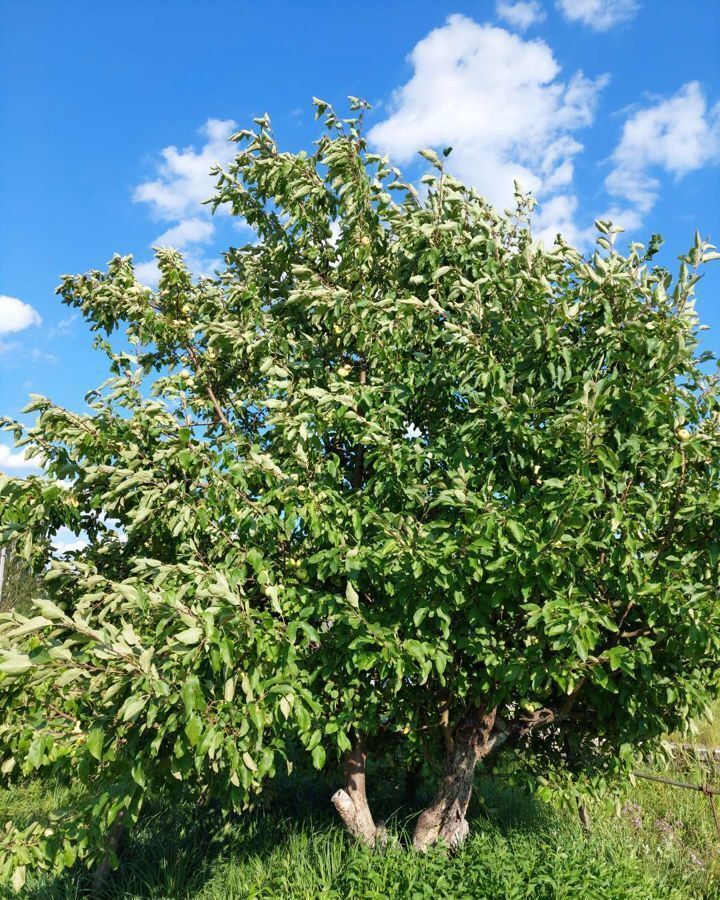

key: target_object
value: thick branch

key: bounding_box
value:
[502,685,584,751]
[331,730,377,847]
[439,698,454,755]
[413,706,497,852]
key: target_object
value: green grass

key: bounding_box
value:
[690,703,720,749]
[2,765,719,900]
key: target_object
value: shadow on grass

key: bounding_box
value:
[20,770,574,900]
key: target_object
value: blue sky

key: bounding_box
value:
[1,0,719,476]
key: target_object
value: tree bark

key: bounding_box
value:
[413,707,498,852]
[578,803,591,832]
[91,814,126,896]
[331,731,378,847]
[410,695,580,852]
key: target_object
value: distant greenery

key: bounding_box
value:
[3,765,718,899]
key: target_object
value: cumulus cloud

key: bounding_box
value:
[52,526,88,555]
[556,0,639,30]
[0,444,41,474]
[368,15,607,242]
[0,295,42,336]
[496,0,546,31]
[133,119,238,285]
[605,82,720,229]
[133,118,237,221]
[132,260,163,288]
[155,218,215,250]
[533,193,593,247]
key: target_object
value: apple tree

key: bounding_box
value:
[1,99,720,886]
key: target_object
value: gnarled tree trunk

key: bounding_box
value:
[331,731,378,847]
[413,706,498,852]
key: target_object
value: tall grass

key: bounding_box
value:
[690,702,720,749]
[2,762,718,899]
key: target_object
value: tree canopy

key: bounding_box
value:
[1,98,720,885]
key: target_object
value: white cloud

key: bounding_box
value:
[496,0,546,30]
[133,119,238,283]
[0,296,42,336]
[0,444,41,474]
[49,313,78,337]
[556,0,639,30]
[52,526,88,555]
[533,193,594,247]
[133,260,162,289]
[368,15,607,243]
[133,118,237,221]
[155,218,215,249]
[605,82,720,229]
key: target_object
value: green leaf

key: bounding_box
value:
[6,616,53,638]
[413,607,428,627]
[311,744,326,770]
[506,521,525,542]
[418,148,442,168]
[185,713,202,747]
[345,582,359,607]
[0,653,34,675]
[175,627,203,645]
[32,598,66,620]
[224,677,236,702]
[87,727,104,761]
[26,738,44,769]
[606,646,628,672]
[12,866,26,892]
[122,696,146,722]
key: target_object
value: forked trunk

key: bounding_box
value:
[413,707,497,852]
[331,731,378,847]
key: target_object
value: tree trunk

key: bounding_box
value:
[413,707,497,852]
[91,814,126,896]
[331,731,378,847]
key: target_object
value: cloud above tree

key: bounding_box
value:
[605,82,720,229]
[132,119,239,285]
[368,15,607,245]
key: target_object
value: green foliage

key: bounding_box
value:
[1,97,719,884]
[0,545,41,615]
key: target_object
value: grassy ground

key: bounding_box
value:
[2,758,719,900]
[685,707,720,750]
